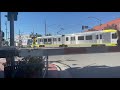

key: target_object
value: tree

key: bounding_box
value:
[29,32,42,38]
[87,28,97,31]
[46,33,52,36]
[29,32,34,38]
[35,33,42,37]
[104,24,118,30]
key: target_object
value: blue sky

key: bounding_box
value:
[1,12,120,39]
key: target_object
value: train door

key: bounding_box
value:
[111,32,117,44]
[96,34,102,44]
[70,36,75,44]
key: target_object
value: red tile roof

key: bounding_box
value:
[93,18,120,30]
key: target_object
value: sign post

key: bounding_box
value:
[6,12,18,77]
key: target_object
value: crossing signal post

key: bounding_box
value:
[5,12,18,77]
[7,12,18,46]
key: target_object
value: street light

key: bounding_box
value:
[88,17,102,27]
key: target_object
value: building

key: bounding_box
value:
[15,34,30,47]
[93,18,120,31]
[85,18,120,32]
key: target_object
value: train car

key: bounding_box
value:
[27,38,33,47]
[27,29,118,47]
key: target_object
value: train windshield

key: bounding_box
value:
[112,33,117,39]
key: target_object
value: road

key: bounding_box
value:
[1,52,120,78]
[48,52,120,78]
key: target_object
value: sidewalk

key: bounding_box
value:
[47,64,60,78]
[0,59,71,78]
[47,63,72,78]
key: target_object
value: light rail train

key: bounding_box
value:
[27,29,118,47]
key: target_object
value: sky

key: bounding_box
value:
[1,12,120,39]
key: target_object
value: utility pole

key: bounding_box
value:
[7,32,9,45]
[0,12,1,32]
[45,20,46,36]
[0,12,2,47]
[19,29,21,47]
[7,32,9,40]
[5,21,7,40]
[7,12,18,78]
[33,28,34,34]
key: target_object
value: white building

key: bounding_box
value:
[15,34,30,47]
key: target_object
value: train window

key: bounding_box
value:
[74,37,75,40]
[39,39,41,42]
[44,39,47,42]
[100,34,102,39]
[112,33,117,39]
[78,36,84,40]
[96,35,98,39]
[86,35,92,40]
[53,38,57,41]
[58,38,61,41]
[41,39,43,42]
[27,39,33,45]
[66,37,69,41]
[48,38,51,42]
[71,37,75,41]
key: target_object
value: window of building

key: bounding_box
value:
[78,36,84,40]
[86,35,92,40]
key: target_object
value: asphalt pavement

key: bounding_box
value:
[48,52,120,78]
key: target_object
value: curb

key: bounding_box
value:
[47,64,60,78]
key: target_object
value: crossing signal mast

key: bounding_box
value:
[0,12,5,47]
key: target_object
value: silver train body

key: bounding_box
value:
[28,29,118,47]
